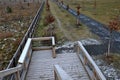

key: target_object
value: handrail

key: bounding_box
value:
[54,65,73,80]
[0,37,56,79]
[7,0,45,69]
[18,38,32,64]
[1,1,45,79]
[0,38,33,80]
[52,37,55,46]
[32,36,56,58]
[76,41,106,80]
[0,65,22,78]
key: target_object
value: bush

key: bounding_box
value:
[5,6,12,13]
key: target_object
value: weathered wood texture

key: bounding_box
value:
[26,50,90,80]
[54,65,73,80]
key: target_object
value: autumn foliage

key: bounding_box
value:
[109,20,119,32]
[76,5,81,15]
[44,0,55,26]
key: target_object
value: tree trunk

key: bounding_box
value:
[106,32,112,56]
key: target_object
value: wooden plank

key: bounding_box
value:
[32,46,52,51]
[31,37,53,41]
[0,65,22,77]
[25,50,90,80]
[54,65,73,80]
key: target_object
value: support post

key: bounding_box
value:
[15,71,21,80]
[52,45,56,58]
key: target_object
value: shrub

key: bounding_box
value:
[5,6,12,13]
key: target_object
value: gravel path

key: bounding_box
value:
[54,2,120,53]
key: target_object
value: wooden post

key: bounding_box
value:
[84,56,87,65]
[24,62,27,70]
[52,46,56,58]
[27,50,30,58]
[77,46,80,54]
[15,71,20,80]
[93,68,97,79]
[52,37,56,58]
[54,70,58,80]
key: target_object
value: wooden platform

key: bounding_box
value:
[26,50,90,80]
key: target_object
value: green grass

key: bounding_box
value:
[34,1,100,45]
[33,4,65,45]
[50,1,99,41]
[62,0,120,25]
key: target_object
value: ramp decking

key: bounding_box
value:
[26,50,90,80]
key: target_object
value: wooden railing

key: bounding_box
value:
[32,37,56,58]
[75,41,106,80]
[7,0,45,69]
[0,37,56,80]
[0,38,32,80]
[0,65,22,80]
[54,65,73,80]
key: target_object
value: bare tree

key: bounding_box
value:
[76,5,81,26]
[107,18,119,56]
[94,0,96,9]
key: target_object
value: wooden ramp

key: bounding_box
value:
[0,38,106,80]
[26,50,90,80]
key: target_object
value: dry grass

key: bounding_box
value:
[50,1,99,41]
[0,2,40,70]
[104,54,120,70]
[0,3,39,23]
[62,0,120,25]
[0,32,13,39]
[34,1,99,46]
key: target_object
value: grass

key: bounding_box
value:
[96,53,120,70]
[62,0,120,25]
[50,1,99,41]
[104,53,120,70]
[0,3,40,70]
[111,54,120,69]
[34,0,100,46]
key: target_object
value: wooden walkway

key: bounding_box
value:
[26,50,90,80]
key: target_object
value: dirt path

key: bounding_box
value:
[55,17,73,40]
[49,1,74,41]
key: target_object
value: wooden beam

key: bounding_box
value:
[0,65,22,78]
[32,46,52,51]
[54,65,73,80]
[32,37,52,41]
[52,47,56,58]
[18,38,32,64]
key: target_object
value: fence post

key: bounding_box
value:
[52,45,56,58]
[54,70,58,80]
[52,37,56,58]
[15,71,20,80]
